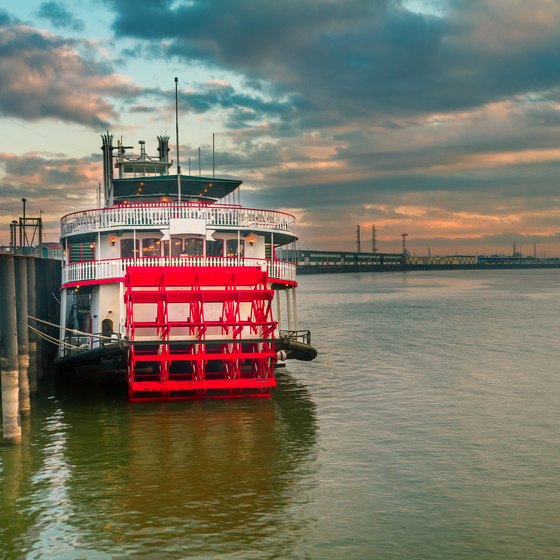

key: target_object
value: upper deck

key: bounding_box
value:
[61,202,297,241]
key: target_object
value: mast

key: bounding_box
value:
[175,77,181,202]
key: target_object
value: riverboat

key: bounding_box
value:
[56,133,316,400]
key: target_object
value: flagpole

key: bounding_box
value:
[175,77,181,202]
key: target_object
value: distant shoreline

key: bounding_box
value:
[297,263,560,274]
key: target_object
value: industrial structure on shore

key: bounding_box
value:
[278,224,560,274]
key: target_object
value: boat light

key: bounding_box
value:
[111,237,116,246]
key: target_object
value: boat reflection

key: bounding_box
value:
[0,371,317,558]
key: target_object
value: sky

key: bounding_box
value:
[2,0,560,256]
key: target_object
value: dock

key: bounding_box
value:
[0,253,61,444]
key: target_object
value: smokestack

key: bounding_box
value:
[157,135,170,163]
[100,132,114,206]
[372,224,377,253]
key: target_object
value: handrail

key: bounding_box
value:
[61,256,296,285]
[61,203,296,236]
[60,332,122,358]
[279,329,312,345]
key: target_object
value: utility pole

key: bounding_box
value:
[20,198,27,247]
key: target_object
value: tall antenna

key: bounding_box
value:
[175,77,182,202]
[212,133,215,178]
[356,225,361,253]
[198,147,201,176]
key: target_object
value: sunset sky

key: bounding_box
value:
[2,0,560,256]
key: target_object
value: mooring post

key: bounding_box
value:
[26,256,38,394]
[14,256,31,416]
[0,255,22,444]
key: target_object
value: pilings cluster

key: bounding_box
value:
[0,254,60,444]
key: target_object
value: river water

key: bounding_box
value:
[1,269,560,559]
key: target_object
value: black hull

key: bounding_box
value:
[55,342,127,373]
[276,338,318,361]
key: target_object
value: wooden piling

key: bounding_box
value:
[14,256,31,416]
[26,256,38,394]
[0,255,22,445]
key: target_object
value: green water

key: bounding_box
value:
[2,269,560,559]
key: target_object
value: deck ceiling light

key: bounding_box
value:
[111,237,116,246]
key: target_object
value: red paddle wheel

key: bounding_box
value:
[124,266,277,401]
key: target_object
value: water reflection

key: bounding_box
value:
[1,371,317,559]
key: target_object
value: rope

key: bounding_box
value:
[27,315,117,341]
[28,325,81,350]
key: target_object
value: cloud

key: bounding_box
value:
[0,14,141,128]
[103,0,560,126]
[0,150,100,242]
[2,1,560,255]
[37,2,84,32]
[178,79,312,131]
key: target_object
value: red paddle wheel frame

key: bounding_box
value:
[124,266,277,401]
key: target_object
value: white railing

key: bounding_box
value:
[61,203,296,236]
[62,257,296,284]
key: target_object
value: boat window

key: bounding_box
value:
[169,238,183,257]
[142,238,161,257]
[68,242,95,263]
[183,238,204,256]
[121,239,139,259]
[226,239,244,258]
[206,239,224,257]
